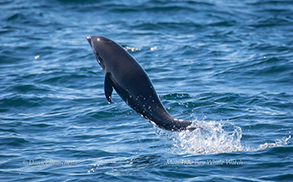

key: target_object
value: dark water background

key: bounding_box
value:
[1,0,292,181]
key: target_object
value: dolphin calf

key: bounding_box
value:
[87,36,197,131]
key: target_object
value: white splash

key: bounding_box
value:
[34,55,40,59]
[172,120,243,155]
[156,120,291,155]
[150,46,157,51]
[123,46,141,52]
[257,135,291,150]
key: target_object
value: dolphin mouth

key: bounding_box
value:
[86,36,92,47]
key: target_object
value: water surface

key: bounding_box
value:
[0,0,292,181]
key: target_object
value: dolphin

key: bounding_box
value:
[86,36,197,131]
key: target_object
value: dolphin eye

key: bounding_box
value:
[97,56,104,64]
[95,55,101,63]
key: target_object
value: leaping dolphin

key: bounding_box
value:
[86,36,197,131]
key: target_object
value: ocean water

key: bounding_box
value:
[0,0,292,181]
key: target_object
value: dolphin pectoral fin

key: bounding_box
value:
[104,73,113,103]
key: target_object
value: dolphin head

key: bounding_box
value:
[87,36,113,70]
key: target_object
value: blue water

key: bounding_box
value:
[1,0,292,181]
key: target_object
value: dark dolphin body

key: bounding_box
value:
[87,36,197,131]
